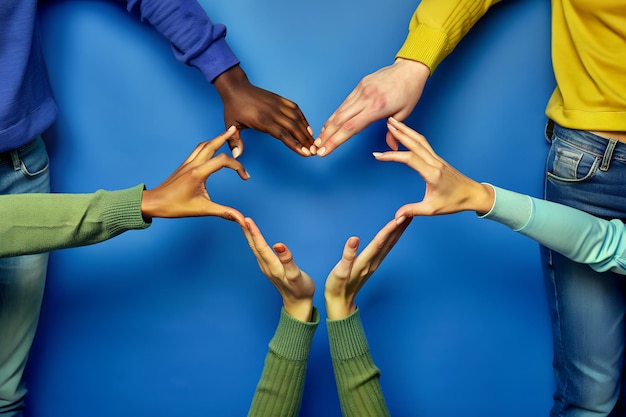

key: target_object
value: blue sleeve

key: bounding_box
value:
[120,0,240,82]
[480,185,626,275]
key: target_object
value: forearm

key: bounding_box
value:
[327,309,390,417]
[120,0,239,82]
[0,185,150,258]
[481,186,626,275]
[247,308,319,417]
[396,0,502,72]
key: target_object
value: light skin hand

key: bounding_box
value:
[373,117,495,222]
[140,126,249,226]
[241,217,315,322]
[315,58,430,157]
[214,65,315,158]
[324,217,412,320]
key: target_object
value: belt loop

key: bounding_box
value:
[600,138,618,172]
[9,150,21,171]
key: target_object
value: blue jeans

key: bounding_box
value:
[0,138,50,417]
[543,121,626,417]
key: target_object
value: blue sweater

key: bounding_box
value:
[0,0,239,153]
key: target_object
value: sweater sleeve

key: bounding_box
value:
[396,0,501,72]
[327,308,390,417]
[247,307,319,417]
[0,185,150,258]
[120,0,240,82]
[480,185,626,275]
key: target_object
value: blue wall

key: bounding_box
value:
[30,1,554,416]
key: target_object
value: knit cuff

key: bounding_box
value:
[100,185,151,237]
[190,37,240,83]
[396,23,449,72]
[327,308,370,361]
[269,307,319,361]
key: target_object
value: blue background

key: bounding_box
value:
[30,0,554,416]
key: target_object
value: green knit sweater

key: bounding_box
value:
[248,307,389,417]
[0,185,150,258]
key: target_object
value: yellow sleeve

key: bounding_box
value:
[396,0,502,72]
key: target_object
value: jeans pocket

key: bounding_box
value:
[546,138,599,183]
[18,139,50,179]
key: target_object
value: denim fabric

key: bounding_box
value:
[0,137,50,417]
[543,121,626,417]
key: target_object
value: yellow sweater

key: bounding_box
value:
[396,0,626,132]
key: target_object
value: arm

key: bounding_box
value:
[316,0,501,157]
[481,186,626,275]
[0,186,148,258]
[374,117,626,275]
[0,127,248,258]
[324,218,412,417]
[120,0,314,157]
[247,308,319,417]
[242,218,317,417]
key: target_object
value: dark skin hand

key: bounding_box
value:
[214,65,315,158]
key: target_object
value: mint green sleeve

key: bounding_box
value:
[247,307,319,417]
[327,308,390,417]
[480,185,626,275]
[0,185,150,258]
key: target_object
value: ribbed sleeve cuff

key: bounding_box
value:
[191,37,240,83]
[327,308,370,361]
[396,23,449,72]
[269,307,319,361]
[100,185,151,237]
[478,184,533,231]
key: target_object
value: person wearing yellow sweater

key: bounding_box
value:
[316,1,626,416]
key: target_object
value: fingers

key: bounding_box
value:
[270,105,315,156]
[330,236,360,281]
[226,129,244,159]
[273,242,301,281]
[182,126,237,165]
[195,152,251,183]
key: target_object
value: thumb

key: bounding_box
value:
[227,130,244,159]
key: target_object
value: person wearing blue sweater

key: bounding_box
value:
[0,1,313,415]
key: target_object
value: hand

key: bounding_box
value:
[141,126,249,226]
[242,217,315,322]
[373,117,495,221]
[214,65,315,158]
[315,58,430,157]
[324,217,412,320]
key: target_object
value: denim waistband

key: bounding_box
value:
[0,138,38,165]
[547,120,626,161]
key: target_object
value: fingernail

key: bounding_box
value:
[318,147,326,156]
[301,146,311,156]
[387,122,398,131]
[232,147,241,159]
[228,125,237,132]
[309,145,317,155]
[372,152,383,158]
[307,126,313,136]
[244,170,251,179]
[314,138,322,147]
[389,116,398,123]
[396,216,406,225]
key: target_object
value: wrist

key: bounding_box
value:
[472,182,496,215]
[284,299,314,322]
[140,189,159,220]
[213,64,248,98]
[394,57,431,78]
[324,298,356,321]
